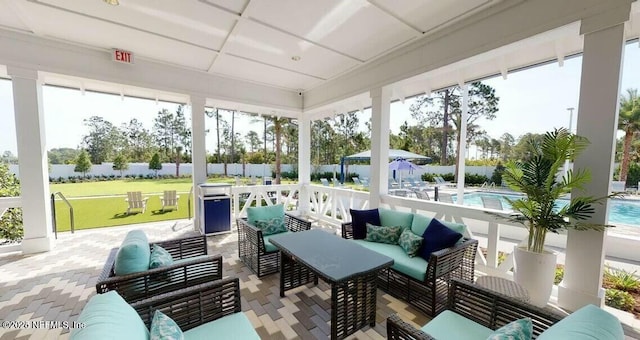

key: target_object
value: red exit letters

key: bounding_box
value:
[112,49,134,64]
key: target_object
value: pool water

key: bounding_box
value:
[457,192,640,227]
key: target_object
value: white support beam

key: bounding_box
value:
[558,19,627,311]
[456,84,469,205]
[0,29,301,113]
[8,65,53,254]
[298,117,311,214]
[190,95,207,232]
[304,0,633,110]
[369,87,391,208]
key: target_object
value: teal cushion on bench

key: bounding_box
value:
[115,229,151,276]
[183,312,260,340]
[70,291,149,340]
[353,240,428,281]
[421,310,493,340]
[379,208,414,230]
[538,304,624,340]
[247,204,284,225]
[411,214,466,236]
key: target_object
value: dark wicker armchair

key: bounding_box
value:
[96,235,223,303]
[387,279,565,339]
[237,213,312,277]
[342,222,478,316]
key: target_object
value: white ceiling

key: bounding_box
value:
[0,0,637,118]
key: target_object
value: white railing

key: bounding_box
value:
[230,184,301,218]
[0,196,21,220]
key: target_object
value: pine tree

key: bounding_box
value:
[74,150,92,178]
[149,153,162,178]
[112,154,129,177]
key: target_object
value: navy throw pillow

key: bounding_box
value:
[350,209,380,239]
[419,218,463,261]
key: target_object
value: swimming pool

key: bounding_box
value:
[456,192,640,227]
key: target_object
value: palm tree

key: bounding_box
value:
[618,88,640,182]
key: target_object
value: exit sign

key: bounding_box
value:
[112,49,134,64]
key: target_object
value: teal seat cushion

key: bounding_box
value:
[171,255,210,266]
[263,231,290,252]
[538,304,624,340]
[114,229,151,276]
[411,214,466,235]
[183,312,260,340]
[352,240,428,281]
[421,310,493,340]
[247,204,285,225]
[70,291,149,340]
[379,208,414,230]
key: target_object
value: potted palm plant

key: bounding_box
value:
[501,128,615,307]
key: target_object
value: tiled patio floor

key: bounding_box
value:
[0,220,430,339]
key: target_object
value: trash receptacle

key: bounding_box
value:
[197,183,231,235]
[263,177,272,185]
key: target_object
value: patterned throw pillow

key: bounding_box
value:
[149,244,174,269]
[486,318,533,340]
[254,216,288,236]
[398,229,423,257]
[364,223,402,244]
[150,310,184,340]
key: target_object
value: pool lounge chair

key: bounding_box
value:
[434,176,455,188]
[481,196,503,210]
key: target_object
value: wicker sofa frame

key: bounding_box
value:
[342,222,478,316]
[96,235,223,303]
[387,278,565,339]
[236,213,312,277]
[132,277,244,333]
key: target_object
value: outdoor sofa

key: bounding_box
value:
[72,277,259,339]
[342,208,478,316]
[96,230,223,303]
[387,278,624,339]
[236,204,312,277]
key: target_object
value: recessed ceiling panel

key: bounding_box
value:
[373,0,498,34]
[36,0,235,50]
[249,0,417,60]
[211,54,322,90]
[225,21,360,79]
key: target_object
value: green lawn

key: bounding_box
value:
[50,177,234,197]
[53,194,192,232]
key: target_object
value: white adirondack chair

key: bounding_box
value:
[160,190,179,211]
[125,191,149,214]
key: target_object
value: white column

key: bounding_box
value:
[558,19,626,311]
[298,116,311,214]
[369,87,391,208]
[456,84,469,204]
[190,95,207,231]
[8,66,52,254]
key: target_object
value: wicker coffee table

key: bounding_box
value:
[270,229,393,340]
[476,276,530,302]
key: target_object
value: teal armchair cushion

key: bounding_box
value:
[70,291,149,340]
[421,310,493,340]
[183,312,260,340]
[254,216,288,236]
[379,208,414,230]
[538,304,624,340]
[114,229,151,276]
[247,204,285,225]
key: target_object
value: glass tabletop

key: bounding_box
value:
[269,229,393,283]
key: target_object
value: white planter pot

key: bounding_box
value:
[513,245,557,307]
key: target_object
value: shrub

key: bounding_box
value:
[491,162,505,185]
[554,264,564,285]
[605,289,635,311]
[604,267,640,292]
[0,163,23,242]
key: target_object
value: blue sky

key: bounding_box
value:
[0,43,638,156]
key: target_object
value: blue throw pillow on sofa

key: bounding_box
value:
[350,209,380,239]
[419,218,463,261]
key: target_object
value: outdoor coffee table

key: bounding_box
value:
[269,229,394,340]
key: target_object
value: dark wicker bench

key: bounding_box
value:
[342,222,478,316]
[387,278,564,339]
[237,213,312,277]
[96,235,223,303]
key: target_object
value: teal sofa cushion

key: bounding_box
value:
[379,208,414,230]
[421,310,493,340]
[183,312,260,340]
[247,204,284,225]
[538,304,624,340]
[115,229,151,276]
[70,291,149,340]
[353,240,428,281]
[263,231,290,252]
[411,214,466,236]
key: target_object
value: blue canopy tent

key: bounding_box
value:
[340,150,432,183]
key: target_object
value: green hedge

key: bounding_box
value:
[421,173,489,186]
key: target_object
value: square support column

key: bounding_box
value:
[455,84,469,204]
[298,116,311,214]
[369,88,391,208]
[8,66,53,254]
[558,19,626,311]
[190,95,207,231]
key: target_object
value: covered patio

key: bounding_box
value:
[1,0,640,338]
